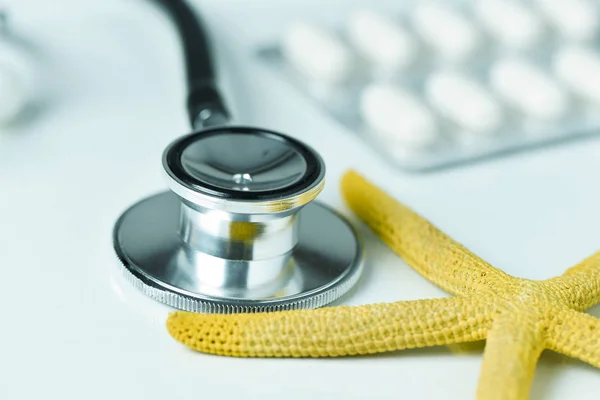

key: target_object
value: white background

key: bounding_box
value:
[1,0,599,398]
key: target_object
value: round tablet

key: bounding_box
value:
[281,21,354,85]
[474,0,546,50]
[360,83,438,149]
[413,3,481,62]
[490,59,568,120]
[347,9,416,72]
[535,0,599,41]
[554,46,600,104]
[425,72,503,135]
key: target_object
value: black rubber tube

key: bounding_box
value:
[152,0,230,128]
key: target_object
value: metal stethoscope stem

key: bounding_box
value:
[166,129,325,299]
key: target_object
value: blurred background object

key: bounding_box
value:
[0,7,37,125]
[258,0,600,171]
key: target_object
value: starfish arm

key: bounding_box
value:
[341,170,513,296]
[477,312,546,400]
[166,296,495,357]
[546,307,600,368]
[545,252,600,311]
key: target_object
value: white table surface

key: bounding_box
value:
[1,0,599,399]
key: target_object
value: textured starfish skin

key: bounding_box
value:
[167,170,600,399]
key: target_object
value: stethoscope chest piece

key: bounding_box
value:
[113,126,363,313]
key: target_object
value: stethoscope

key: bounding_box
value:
[112,0,363,313]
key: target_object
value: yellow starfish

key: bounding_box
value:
[167,170,600,400]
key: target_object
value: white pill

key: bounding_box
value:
[413,3,480,62]
[534,0,599,41]
[554,46,600,104]
[360,83,438,149]
[474,0,545,50]
[425,72,503,135]
[281,21,353,85]
[490,59,568,120]
[347,9,416,72]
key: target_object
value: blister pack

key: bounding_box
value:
[258,0,600,170]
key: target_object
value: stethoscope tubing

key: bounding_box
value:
[152,0,230,129]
